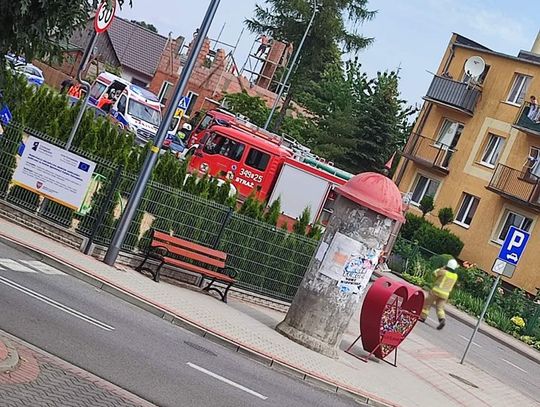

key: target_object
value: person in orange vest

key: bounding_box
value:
[419,258,459,330]
[97,92,113,112]
[67,84,82,98]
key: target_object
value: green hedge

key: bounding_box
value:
[401,213,463,257]
[400,212,431,240]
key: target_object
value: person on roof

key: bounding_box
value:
[419,258,459,330]
[255,35,270,57]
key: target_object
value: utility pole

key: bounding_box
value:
[103,0,221,265]
[65,31,98,151]
[67,0,116,150]
[263,0,318,130]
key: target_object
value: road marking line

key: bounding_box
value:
[187,362,268,400]
[502,358,527,373]
[0,258,37,273]
[19,260,65,275]
[459,334,482,348]
[0,275,115,331]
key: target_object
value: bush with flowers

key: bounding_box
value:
[511,316,525,329]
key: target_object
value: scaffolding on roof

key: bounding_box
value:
[240,37,291,93]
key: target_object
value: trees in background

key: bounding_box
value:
[131,20,158,33]
[303,59,415,174]
[438,207,455,229]
[0,1,131,60]
[223,60,415,175]
[242,1,415,174]
[245,0,376,130]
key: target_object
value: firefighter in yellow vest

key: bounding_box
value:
[419,259,458,330]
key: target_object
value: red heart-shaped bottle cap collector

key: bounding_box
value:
[360,277,424,359]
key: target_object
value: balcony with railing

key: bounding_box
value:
[487,164,540,209]
[513,101,540,137]
[402,133,455,174]
[424,75,481,115]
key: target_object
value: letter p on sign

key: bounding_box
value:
[508,230,525,251]
[498,226,530,266]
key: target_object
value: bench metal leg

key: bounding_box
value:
[202,278,217,292]
[135,253,159,282]
[202,278,233,303]
[135,253,149,273]
[222,282,234,303]
[154,261,165,283]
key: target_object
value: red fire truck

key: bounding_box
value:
[186,109,238,147]
[187,110,353,227]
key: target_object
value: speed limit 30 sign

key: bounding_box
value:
[94,1,117,33]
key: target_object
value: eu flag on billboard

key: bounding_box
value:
[17,142,25,156]
[78,162,90,172]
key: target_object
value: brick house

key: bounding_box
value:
[149,35,285,116]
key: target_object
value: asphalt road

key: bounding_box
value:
[414,303,540,403]
[0,242,362,407]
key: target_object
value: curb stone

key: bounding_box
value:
[0,233,397,407]
[0,337,20,373]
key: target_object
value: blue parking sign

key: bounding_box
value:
[0,104,12,125]
[498,226,529,266]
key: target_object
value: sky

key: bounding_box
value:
[118,0,538,107]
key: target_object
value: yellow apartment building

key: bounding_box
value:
[394,32,540,295]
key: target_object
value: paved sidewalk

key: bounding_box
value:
[0,218,537,407]
[0,332,154,407]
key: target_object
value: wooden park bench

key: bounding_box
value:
[136,229,237,303]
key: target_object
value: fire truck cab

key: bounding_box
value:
[187,109,237,148]
[189,124,291,200]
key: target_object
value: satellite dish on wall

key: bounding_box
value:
[464,56,486,80]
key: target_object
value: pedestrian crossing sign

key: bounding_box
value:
[178,95,191,111]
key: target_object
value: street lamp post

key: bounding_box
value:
[103,0,221,265]
[263,0,318,130]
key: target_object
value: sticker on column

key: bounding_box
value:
[319,232,380,297]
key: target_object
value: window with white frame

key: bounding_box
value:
[436,119,464,149]
[480,134,504,167]
[495,209,533,243]
[157,81,173,104]
[454,193,479,227]
[507,74,532,105]
[410,174,440,205]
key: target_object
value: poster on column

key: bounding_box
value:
[11,136,96,211]
[319,232,380,297]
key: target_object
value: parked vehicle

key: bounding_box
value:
[4,54,26,67]
[188,112,354,227]
[88,72,162,144]
[6,59,44,88]
[162,132,186,158]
